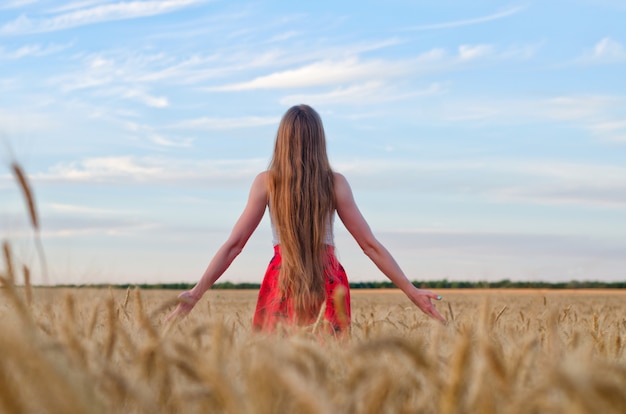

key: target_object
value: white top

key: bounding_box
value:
[270,211,335,246]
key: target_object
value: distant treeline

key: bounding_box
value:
[50,279,626,290]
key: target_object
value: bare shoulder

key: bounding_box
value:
[333,172,351,196]
[333,171,349,188]
[333,171,368,233]
[256,170,270,183]
[251,171,270,199]
[333,172,354,204]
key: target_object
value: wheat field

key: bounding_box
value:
[3,163,625,413]
[1,273,625,414]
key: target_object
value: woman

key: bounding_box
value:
[166,105,445,332]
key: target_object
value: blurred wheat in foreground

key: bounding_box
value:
[1,269,625,413]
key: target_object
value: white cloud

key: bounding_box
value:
[539,95,616,121]
[132,54,225,83]
[43,222,157,238]
[122,89,169,108]
[205,42,532,93]
[538,96,626,142]
[0,42,72,59]
[424,94,626,143]
[47,156,163,182]
[593,37,626,60]
[0,77,19,90]
[54,52,170,92]
[47,1,117,14]
[403,5,526,31]
[267,31,300,43]
[500,42,540,60]
[47,203,133,215]
[140,35,399,82]
[579,37,626,64]
[0,0,39,10]
[337,158,626,209]
[589,120,626,142]
[119,120,195,147]
[57,70,113,92]
[591,120,626,132]
[458,44,494,61]
[147,134,193,147]
[280,82,442,106]
[0,0,209,35]
[207,57,411,91]
[456,43,536,63]
[374,229,626,262]
[37,156,268,185]
[170,116,280,130]
[51,54,169,107]
[439,104,501,121]
[0,109,60,133]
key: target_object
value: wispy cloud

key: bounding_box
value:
[47,156,163,182]
[589,120,626,142]
[422,93,626,142]
[47,202,134,215]
[280,82,442,106]
[46,1,118,14]
[147,134,193,148]
[403,5,526,31]
[540,96,626,142]
[120,120,195,148]
[121,88,169,108]
[206,42,534,92]
[456,42,537,62]
[43,220,157,238]
[206,57,411,91]
[143,50,338,85]
[0,109,60,132]
[0,42,73,59]
[539,95,617,121]
[54,52,173,92]
[578,37,626,64]
[337,158,626,209]
[374,229,626,262]
[267,30,300,43]
[38,156,268,185]
[0,77,19,90]
[169,116,280,130]
[458,44,494,61]
[0,0,39,10]
[0,0,209,35]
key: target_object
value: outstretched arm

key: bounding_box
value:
[166,172,269,320]
[334,173,446,324]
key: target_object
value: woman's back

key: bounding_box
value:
[267,105,336,319]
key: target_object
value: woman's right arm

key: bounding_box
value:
[334,173,446,324]
[166,172,269,321]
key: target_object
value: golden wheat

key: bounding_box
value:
[1,284,624,413]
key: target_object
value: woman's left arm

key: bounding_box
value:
[334,173,446,324]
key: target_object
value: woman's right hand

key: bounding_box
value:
[165,291,200,322]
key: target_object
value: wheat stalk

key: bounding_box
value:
[10,163,49,284]
[2,241,15,285]
[22,265,33,307]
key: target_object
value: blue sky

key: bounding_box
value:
[1,0,625,285]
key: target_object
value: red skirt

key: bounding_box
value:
[253,245,351,334]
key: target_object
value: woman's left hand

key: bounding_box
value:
[407,288,447,325]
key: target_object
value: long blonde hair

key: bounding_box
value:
[268,105,335,321]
